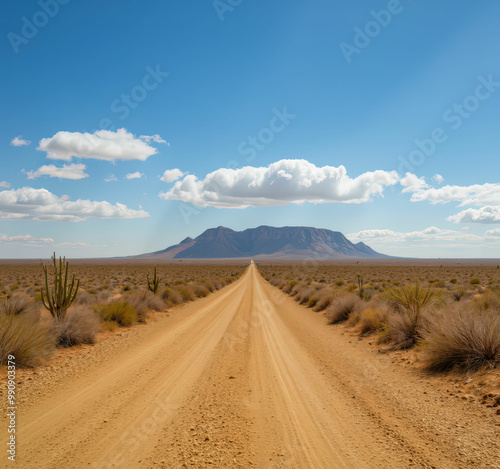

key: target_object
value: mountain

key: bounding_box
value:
[134,226,393,259]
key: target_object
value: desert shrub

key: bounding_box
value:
[451,289,466,302]
[194,285,210,298]
[269,278,285,287]
[212,279,224,290]
[51,306,100,347]
[422,308,500,372]
[297,287,315,305]
[281,280,300,294]
[124,290,165,323]
[472,291,500,312]
[178,286,196,302]
[470,277,481,285]
[0,294,40,321]
[0,314,54,367]
[326,294,362,324]
[74,291,96,306]
[203,280,215,292]
[162,287,183,305]
[382,282,438,349]
[335,280,344,287]
[358,306,388,335]
[94,302,137,327]
[307,288,326,308]
[313,291,334,312]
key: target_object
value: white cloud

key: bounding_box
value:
[0,181,10,188]
[400,172,429,193]
[447,206,500,224]
[125,172,143,180]
[348,226,483,244]
[0,187,149,222]
[24,164,89,180]
[432,174,444,184]
[10,135,31,147]
[37,128,158,162]
[485,228,500,237]
[105,174,118,182]
[160,159,399,208]
[409,182,500,207]
[139,134,168,145]
[160,168,184,183]
[0,234,54,244]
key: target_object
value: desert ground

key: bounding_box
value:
[1,261,499,468]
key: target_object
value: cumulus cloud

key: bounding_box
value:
[0,181,11,188]
[24,164,89,180]
[0,187,149,222]
[348,226,483,244]
[447,206,500,224]
[485,228,500,237]
[160,159,399,208]
[0,234,54,244]
[409,182,500,207]
[10,135,31,147]
[139,134,168,145]
[400,172,429,193]
[105,174,118,182]
[37,128,159,162]
[125,172,143,180]
[432,174,444,184]
[160,168,184,183]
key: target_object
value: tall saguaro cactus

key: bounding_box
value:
[147,266,160,294]
[41,252,79,320]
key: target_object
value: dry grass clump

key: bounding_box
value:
[162,287,183,305]
[472,291,500,312]
[0,313,54,367]
[358,306,388,335]
[0,294,40,321]
[194,285,210,298]
[178,286,196,302]
[296,287,316,305]
[326,294,362,324]
[381,282,438,349]
[422,308,500,372]
[123,290,165,323]
[94,302,137,327]
[309,288,334,311]
[51,306,100,347]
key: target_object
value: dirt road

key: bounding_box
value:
[6,263,499,468]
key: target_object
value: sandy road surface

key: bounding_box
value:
[3,263,499,468]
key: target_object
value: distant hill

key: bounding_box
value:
[133,226,394,259]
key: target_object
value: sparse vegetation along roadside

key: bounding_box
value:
[259,263,500,384]
[0,260,245,367]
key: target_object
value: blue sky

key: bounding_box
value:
[1,0,500,258]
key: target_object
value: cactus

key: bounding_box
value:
[147,266,160,294]
[357,274,365,300]
[41,252,79,320]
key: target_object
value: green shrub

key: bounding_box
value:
[470,277,480,285]
[94,302,137,327]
